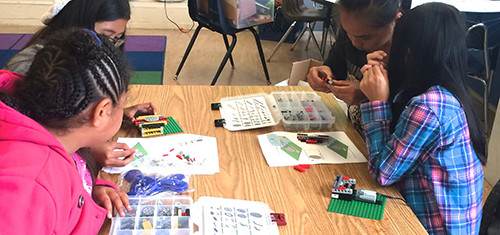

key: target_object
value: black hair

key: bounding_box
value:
[0,28,130,184]
[27,0,130,48]
[337,0,403,27]
[387,3,486,163]
[1,28,130,130]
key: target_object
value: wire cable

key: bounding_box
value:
[377,193,408,205]
[163,0,195,33]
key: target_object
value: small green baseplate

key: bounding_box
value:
[164,116,183,134]
[327,195,386,221]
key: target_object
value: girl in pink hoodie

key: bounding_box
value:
[0,28,132,234]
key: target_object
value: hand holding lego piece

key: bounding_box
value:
[92,142,137,167]
[307,65,335,93]
[134,115,170,137]
[318,70,334,85]
[124,103,158,122]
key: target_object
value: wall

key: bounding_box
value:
[484,105,500,186]
[0,0,192,30]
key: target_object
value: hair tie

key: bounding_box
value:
[83,29,102,46]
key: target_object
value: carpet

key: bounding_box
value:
[0,34,166,85]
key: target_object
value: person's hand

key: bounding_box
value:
[93,185,131,219]
[360,64,390,102]
[307,66,334,93]
[92,142,136,167]
[124,103,157,122]
[327,80,367,105]
[361,50,388,74]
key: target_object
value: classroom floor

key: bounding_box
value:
[0,26,328,86]
[0,25,494,199]
[151,27,327,86]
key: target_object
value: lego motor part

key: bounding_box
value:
[331,175,380,204]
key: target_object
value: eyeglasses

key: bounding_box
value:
[109,35,125,47]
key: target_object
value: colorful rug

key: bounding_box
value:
[0,34,166,85]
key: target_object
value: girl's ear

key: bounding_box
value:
[395,12,403,22]
[91,98,113,127]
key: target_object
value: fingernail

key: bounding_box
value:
[127,205,132,211]
[108,212,112,219]
[120,211,125,217]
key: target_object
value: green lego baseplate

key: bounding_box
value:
[164,116,183,134]
[327,194,386,221]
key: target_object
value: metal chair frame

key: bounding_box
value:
[266,1,334,62]
[174,0,271,85]
[467,23,493,147]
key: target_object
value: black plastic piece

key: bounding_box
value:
[214,119,225,127]
[211,102,221,110]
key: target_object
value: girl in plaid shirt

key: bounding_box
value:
[360,3,486,235]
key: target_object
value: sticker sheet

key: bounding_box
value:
[194,197,279,235]
[257,131,367,167]
[218,94,278,131]
[102,134,219,175]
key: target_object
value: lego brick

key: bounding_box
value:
[327,194,386,221]
[294,165,306,172]
[135,116,183,137]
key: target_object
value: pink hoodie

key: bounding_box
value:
[0,70,107,234]
[0,69,22,95]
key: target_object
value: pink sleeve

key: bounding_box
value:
[95,178,119,191]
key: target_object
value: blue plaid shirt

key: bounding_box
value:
[361,86,483,235]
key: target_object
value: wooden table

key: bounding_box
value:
[99,85,427,235]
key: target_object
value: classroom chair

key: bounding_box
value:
[174,0,271,85]
[466,22,498,147]
[266,0,331,62]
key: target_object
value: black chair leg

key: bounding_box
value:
[321,18,330,59]
[174,25,202,81]
[222,34,235,68]
[249,27,271,85]
[211,34,237,85]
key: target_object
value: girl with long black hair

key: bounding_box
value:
[360,3,485,234]
[4,0,131,75]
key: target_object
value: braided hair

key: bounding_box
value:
[0,28,130,130]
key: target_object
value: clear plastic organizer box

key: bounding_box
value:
[216,91,335,131]
[111,195,193,235]
[271,91,335,130]
[222,0,275,29]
